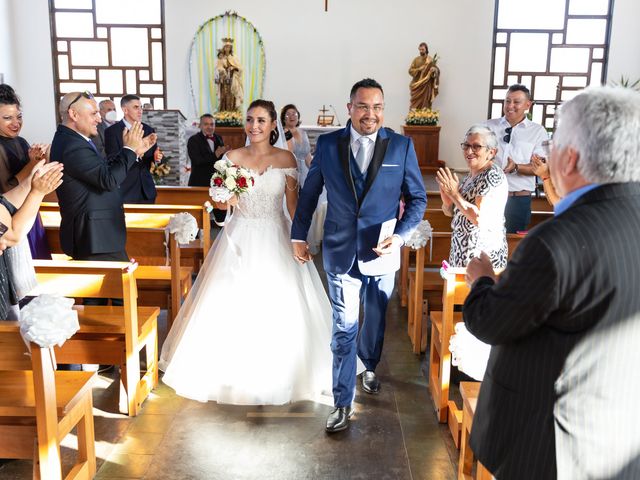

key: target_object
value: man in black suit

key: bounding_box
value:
[104,94,158,203]
[187,113,229,186]
[51,91,151,262]
[463,86,640,479]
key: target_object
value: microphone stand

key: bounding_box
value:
[329,105,342,126]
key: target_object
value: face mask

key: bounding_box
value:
[104,111,118,123]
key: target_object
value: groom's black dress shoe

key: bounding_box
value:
[361,370,381,394]
[325,405,354,433]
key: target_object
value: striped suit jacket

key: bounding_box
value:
[463,182,640,479]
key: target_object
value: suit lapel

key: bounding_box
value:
[362,129,389,200]
[338,130,357,200]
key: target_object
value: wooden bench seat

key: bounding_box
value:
[29,260,159,416]
[0,329,97,479]
[458,381,491,480]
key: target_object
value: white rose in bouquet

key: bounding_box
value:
[225,176,237,190]
[214,159,228,173]
[226,167,238,177]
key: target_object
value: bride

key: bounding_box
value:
[159,100,333,405]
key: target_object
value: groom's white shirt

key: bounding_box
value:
[349,126,378,172]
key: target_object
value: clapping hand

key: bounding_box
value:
[154,147,164,164]
[504,156,517,174]
[436,167,460,198]
[28,144,50,163]
[31,161,63,195]
[123,121,145,153]
[465,251,497,287]
[292,241,312,264]
[531,154,548,178]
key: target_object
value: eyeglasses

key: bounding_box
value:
[285,112,299,119]
[353,104,384,114]
[503,126,512,144]
[460,143,489,153]
[68,91,95,109]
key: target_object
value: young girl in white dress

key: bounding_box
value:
[159,100,333,405]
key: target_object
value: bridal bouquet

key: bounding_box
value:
[209,158,255,202]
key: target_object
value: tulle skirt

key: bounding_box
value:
[159,213,333,405]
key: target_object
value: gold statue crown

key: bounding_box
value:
[221,37,234,45]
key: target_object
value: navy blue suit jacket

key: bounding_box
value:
[104,120,157,203]
[292,123,426,276]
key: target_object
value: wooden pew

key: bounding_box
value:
[458,382,492,480]
[29,260,160,416]
[41,211,194,326]
[154,186,211,206]
[419,208,553,236]
[40,201,211,259]
[0,328,97,479]
[426,191,554,213]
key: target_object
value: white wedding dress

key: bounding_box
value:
[159,164,333,405]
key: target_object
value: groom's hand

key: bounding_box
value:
[373,234,403,256]
[292,241,312,264]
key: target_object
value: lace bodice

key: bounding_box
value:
[233,165,298,220]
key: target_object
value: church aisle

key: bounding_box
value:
[0,280,458,480]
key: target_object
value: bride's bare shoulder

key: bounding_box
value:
[271,148,297,169]
[225,147,250,163]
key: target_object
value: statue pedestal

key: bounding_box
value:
[215,126,246,150]
[402,125,444,172]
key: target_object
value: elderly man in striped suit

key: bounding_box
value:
[463,86,640,479]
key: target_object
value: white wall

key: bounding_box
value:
[165,0,495,168]
[0,0,16,85]
[6,0,640,168]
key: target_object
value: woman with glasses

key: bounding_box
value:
[280,103,326,254]
[436,125,508,268]
[0,84,52,260]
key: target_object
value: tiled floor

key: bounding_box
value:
[0,257,460,480]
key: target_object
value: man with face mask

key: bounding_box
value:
[91,99,117,157]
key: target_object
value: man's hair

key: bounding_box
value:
[350,78,384,102]
[465,124,499,150]
[120,94,140,108]
[98,99,114,110]
[507,84,532,100]
[200,113,214,124]
[553,86,640,184]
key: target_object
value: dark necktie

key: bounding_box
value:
[88,139,99,153]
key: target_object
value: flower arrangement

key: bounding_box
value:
[150,158,171,184]
[214,110,243,127]
[405,108,439,126]
[210,157,255,202]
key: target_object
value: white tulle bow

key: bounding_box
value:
[167,212,199,245]
[405,220,433,250]
[209,186,233,203]
[449,322,491,381]
[19,294,79,348]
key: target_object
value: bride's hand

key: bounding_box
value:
[227,194,238,207]
[212,194,238,210]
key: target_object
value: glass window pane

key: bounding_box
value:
[552,33,564,44]
[590,62,603,85]
[520,76,532,89]
[496,32,507,44]
[593,48,604,60]
[498,0,566,29]
[97,27,108,39]
[139,70,149,81]
[545,117,555,129]
[72,69,96,80]
[151,42,163,80]
[533,76,560,101]
[151,28,162,39]
[111,28,149,67]
[568,0,609,15]
[99,69,124,94]
[58,55,69,80]
[507,75,519,85]
[59,82,97,94]
[70,41,109,66]
[561,90,580,101]
[139,83,163,95]
[153,98,164,109]
[57,41,68,52]
[563,76,587,87]
[95,0,161,25]
[566,19,606,44]
[532,104,543,124]
[491,103,503,119]
[493,88,508,100]
[126,70,137,93]
[509,33,549,72]
[550,48,590,73]
[494,47,506,85]
[55,12,94,38]
[54,0,92,8]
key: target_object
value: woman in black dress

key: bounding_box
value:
[0,84,52,259]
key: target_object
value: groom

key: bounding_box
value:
[292,78,427,433]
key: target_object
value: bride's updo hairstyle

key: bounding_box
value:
[247,99,279,146]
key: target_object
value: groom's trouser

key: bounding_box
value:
[326,263,395,407]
